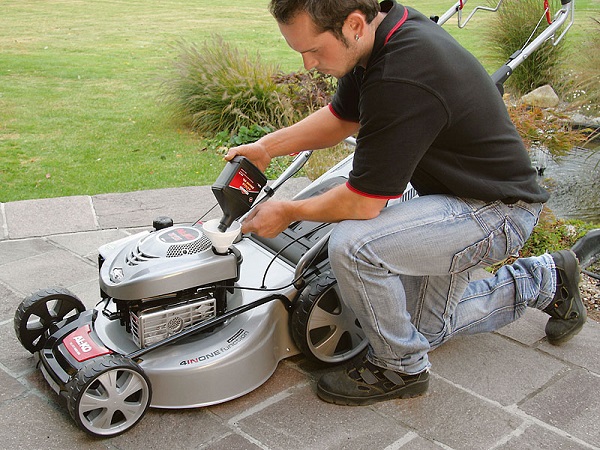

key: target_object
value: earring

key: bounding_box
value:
[355,34,360,41]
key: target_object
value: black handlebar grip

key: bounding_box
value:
[490,64,513,95]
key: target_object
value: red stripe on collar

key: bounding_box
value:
[384,7,408,45]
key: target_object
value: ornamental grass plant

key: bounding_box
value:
[161,38,337,137]
[486,0,568,95]
[161,37,295,136]
[567,18,600,114]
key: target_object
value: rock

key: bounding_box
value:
[570,112,600,129]
[521,84,560,108]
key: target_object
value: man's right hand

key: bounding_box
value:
[224,142,272,172]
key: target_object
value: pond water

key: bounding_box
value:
[538,144,600,223]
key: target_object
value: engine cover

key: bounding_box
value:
[130,296,218,348]
[99,225,240,301]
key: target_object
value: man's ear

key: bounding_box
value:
[344,11,368,39]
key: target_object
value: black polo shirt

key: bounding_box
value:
[330,0,549,204]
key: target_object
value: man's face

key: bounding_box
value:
[278,12,361,79]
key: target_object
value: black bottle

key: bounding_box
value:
[211,156,267,232]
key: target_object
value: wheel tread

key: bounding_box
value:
[14,287,85,353]
[291,271,366,364]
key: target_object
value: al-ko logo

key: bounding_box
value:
[180,329,249,366]
[73,334,93,353]
[63,325,111,362]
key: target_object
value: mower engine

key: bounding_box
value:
[98,223,242,349]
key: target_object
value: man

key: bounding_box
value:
[225,0,586,406]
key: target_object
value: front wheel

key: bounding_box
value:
[291,272,367,364]
[66,354,152,438]
[14,287,85,353]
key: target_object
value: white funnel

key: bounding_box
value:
[202,219,241,254]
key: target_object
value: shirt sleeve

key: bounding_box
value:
[329,72,361,123]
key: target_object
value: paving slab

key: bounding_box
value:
[234,383,412,449]
[108,408,233,450]
[4,196,97,239]
[0,281,21,321]
[538,319,600,374]
[48,228,132,261]
[521,368,600,448]
[0,237,60,265]
[0,394,106,450]
[429,333,568,406]
[494,423,593,449]
[92,178,311,230]
[0,369,27,402]
[495,307,549,345]
[0,246,98,297]
[375,375,525,449]
[1,320,40,377]
[200,433,263,449]
[92,186,217,229]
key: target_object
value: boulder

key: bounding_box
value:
[521,84,560,108]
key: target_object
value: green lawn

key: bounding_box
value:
[1,0,597,202]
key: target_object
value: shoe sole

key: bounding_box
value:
[316,377,429,406]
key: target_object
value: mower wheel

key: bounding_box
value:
[14,287,86,353]
[66,354,152,438]
[291,272,367,364]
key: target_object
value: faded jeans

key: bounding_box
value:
[329,195,556,375]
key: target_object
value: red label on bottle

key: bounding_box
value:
[229,168,261,197]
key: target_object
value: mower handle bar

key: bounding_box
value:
[437,0,572,28]
[436,0,574,91]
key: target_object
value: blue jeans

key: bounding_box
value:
[329,195,555,375]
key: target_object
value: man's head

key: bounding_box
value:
[269,0,381,78]
[269,0,380,46]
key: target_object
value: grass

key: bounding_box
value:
[1,0,598,202]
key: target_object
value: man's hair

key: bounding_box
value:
[269,0,380,40]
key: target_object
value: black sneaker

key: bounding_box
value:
[317,350,429,406]
[543,250,586,345]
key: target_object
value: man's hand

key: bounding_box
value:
[240,184,387,239]
[224,142,271,172]
[241,201,293,238]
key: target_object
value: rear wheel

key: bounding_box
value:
[291,272,367,364]
[14,287,85,353]
[66,354,152,438]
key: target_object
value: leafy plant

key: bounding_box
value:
[272,70,337,118]
[522,209,599,255]
[202,124,273,153]
[488,209,600,273]
[505,101,589,157]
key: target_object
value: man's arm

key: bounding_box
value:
[224,104,379,238]
[241,183,387,238]
[224,105,359,171]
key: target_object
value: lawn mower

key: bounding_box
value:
[13,0,575,437]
